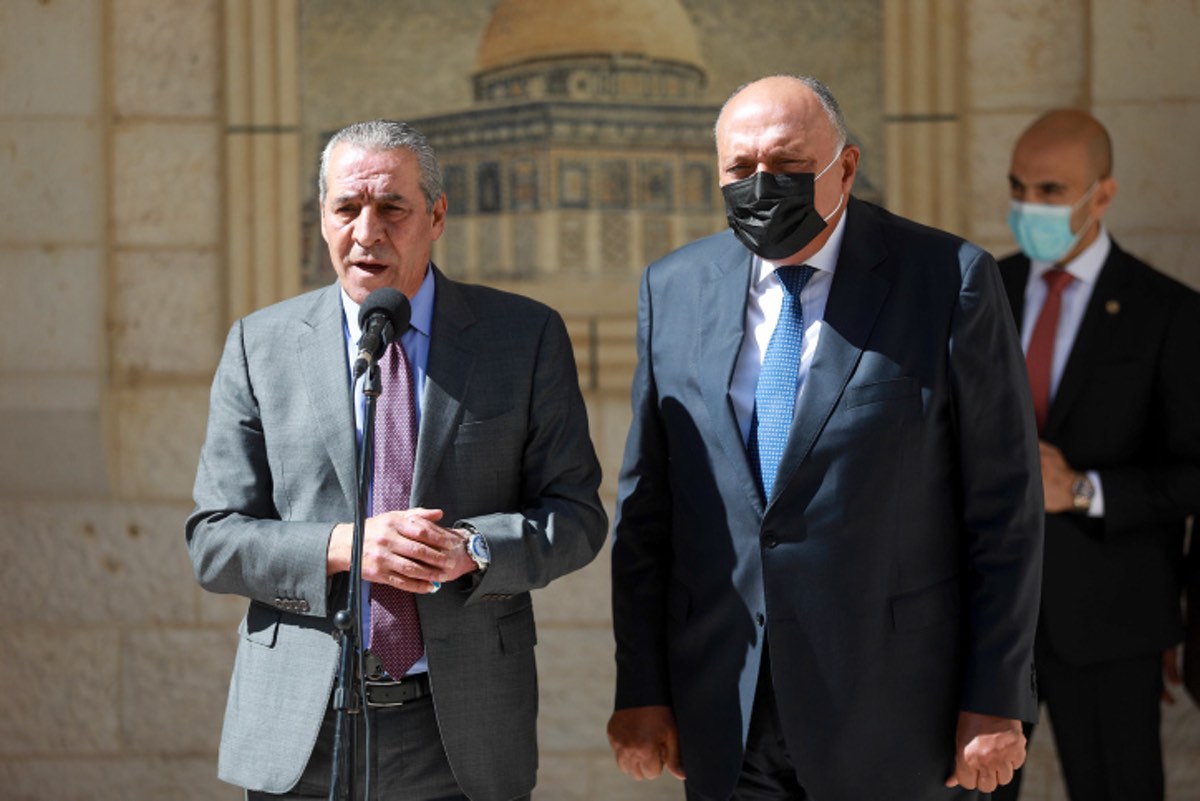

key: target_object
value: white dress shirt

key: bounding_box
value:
[1021,225,1111,517]
[731,210,849,445]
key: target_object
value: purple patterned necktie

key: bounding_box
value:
[368,341,424,678]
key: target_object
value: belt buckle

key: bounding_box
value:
[363,678,408,708]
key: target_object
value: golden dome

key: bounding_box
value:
[476,0,704,73]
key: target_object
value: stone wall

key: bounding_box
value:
[0,2,1196,800]
[962,0,1200,287]
[0,0,229,798]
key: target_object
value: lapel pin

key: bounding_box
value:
[1105,299,1120,315]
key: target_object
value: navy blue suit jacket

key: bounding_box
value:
[612,198,1044,801]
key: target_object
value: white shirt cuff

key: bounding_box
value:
[1086,470,1105,518]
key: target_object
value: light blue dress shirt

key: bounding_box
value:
[340,266,436,674]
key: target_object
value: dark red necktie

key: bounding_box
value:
[1025,268,1074,434]
[368,341,424,677]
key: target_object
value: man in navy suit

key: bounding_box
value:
[607,75,1044,800]
[992,109,1200,801]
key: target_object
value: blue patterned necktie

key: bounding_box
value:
[368,341,424,678]
[750,264,817,501]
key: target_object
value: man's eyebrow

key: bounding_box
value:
[722,148,812,167]
[330,192,410,205]
[1008,175,1067,192]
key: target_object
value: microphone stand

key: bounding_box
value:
[329,359,381,801]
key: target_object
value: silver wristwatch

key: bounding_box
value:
[461,524,491,572]
[1071,473,1095,513]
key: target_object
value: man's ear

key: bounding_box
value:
[1092,175,1118,221]
[430,193,448,240]
[838,145,861,191]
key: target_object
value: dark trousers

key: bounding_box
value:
[992,649,1164,801]
[246,691,528,801]
[686,646,807,801]
[686,644,988,801]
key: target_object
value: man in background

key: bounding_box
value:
[994,109,1200,801]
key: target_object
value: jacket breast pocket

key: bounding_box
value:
[450,410,523,508]
[1075,362,1151,438]
[844,376,920,409]
[454,409,522,445]
[837,376,922,439]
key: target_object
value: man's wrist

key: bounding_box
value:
[327,523,352,575]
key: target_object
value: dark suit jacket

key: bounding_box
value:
[187,268,607,799]
[998,241,1200,666]
[612,198,1044,801]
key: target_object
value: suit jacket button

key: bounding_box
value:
[756,612,766,626]
[762,534,778,548]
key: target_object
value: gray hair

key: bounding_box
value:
[318,119,444,210]
[716,75,850,150]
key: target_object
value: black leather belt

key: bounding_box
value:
[363,672,431,708]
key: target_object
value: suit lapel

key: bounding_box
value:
[771,200,890,507]
[1044,246,1130,437]
[298,285,358,504]
[698,238,764,516]
[412,268,476,504]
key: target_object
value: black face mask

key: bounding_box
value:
[721,161,841,260]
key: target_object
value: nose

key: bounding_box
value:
[352,206,383,247]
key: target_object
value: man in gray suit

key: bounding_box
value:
[187,120,606,800]
[607,76,1044,800]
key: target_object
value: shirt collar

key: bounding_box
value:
[753,204,849,287]
[1030,224,1111,286]
[340,264,436,341]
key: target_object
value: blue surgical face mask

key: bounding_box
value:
[1007,182,1097,263]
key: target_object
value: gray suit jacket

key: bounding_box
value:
[612,198,1044,801]
[187,268,606,799]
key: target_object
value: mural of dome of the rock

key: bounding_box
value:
[425,0,720,285]
[300,0,881,295]
[302,0,717,290]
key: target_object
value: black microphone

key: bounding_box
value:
[352,288,412,379]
